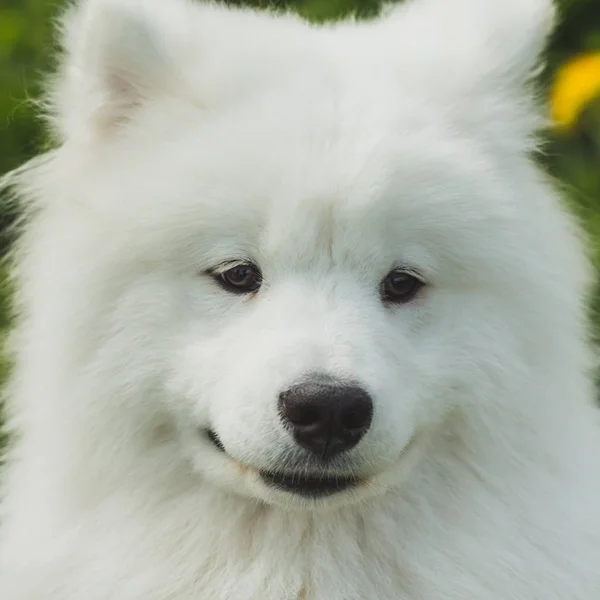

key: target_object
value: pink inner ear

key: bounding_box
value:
[53,0,178,140]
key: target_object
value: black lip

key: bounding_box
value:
[206,429,360,498]
[259,470,360,498]
[206,429,226,452]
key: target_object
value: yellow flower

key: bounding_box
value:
[551,52,600,131]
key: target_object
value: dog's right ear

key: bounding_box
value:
[49,0,195,143]
[49,0,311,144]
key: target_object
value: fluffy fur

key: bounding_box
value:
[1,0,600,597]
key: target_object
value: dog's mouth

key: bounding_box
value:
[205,429,361,498]
[259,470,360,497]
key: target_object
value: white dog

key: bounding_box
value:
[1,0,599,597]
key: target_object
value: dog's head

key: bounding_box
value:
[18,0,589,509]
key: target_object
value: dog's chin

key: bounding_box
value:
[203,429,376,508]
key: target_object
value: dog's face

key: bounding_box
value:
[152,100,527,509]
[32,0,584,509]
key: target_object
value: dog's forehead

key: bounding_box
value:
[97,73,518,276]
[189,105,499,258]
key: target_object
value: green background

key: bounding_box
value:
[0,0,599,409]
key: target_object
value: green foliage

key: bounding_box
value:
[0,267,13,447]
[0,0,58,252]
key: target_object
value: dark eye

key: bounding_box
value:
[213,263,262,294]
[381,269,424,304]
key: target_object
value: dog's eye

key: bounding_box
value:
[214,263,262,294]
[381,269,424,304]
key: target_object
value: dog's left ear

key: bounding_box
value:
[381,0,557,149]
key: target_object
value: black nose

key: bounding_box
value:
[278,378,373,460]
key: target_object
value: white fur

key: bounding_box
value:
[1,0,600,597]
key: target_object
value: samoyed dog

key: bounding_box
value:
[1,0,600,597]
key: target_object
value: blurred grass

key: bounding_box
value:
[0,267,13,448]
